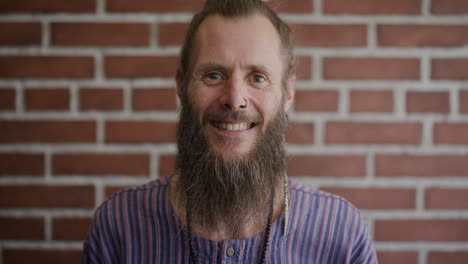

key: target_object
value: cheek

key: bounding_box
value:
[188,84,209,108]
[253,90,282,114]
[194,92,215,113]
[189,88,220,122]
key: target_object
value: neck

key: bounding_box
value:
[169,174,285,240]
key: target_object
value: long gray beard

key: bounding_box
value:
[176,94,288,238]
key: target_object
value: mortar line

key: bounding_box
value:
[313,0,322,16]
[450,87,459,117]
[42,20,50,49]
[422,0,432,16]
[44,214,52,241]
[419,249,428,264]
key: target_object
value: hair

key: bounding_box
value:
[178,0,295,93]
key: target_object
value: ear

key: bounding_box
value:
[283,74,295,112]
[176,68,184,99]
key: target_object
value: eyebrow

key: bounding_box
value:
[247,64,272,76]
[194,63,227,75]
[194,62,272,76]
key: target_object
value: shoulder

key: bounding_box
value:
[287,180,377,262]
[108,175,170,199]
[94,175,172,217]
[288,179,367,235]
[289,179,360,214]
[110,175,171,197]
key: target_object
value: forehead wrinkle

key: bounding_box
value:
[195,15,282,68]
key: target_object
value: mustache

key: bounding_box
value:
[203,110,263,125]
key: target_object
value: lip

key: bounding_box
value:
[208,121,256,137]
[211,120,255,130]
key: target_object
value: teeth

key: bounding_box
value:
[215,122,250,131]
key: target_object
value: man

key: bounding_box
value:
[82,0,378,263]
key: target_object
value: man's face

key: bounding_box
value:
[181,14,294,160]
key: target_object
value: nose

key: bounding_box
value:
[220,77,248,110]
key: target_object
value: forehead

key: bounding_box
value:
[193,14,283,73]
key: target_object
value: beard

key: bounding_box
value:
[175,93,289,238]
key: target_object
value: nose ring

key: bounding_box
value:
[240,98,248,108]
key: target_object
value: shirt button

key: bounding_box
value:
[226,247,235,257]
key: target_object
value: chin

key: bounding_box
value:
[211,145,252,162]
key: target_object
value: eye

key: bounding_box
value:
[203,72,224,85]
[252,74,266,83]
[250,73,269,89]
[208,72,222,80]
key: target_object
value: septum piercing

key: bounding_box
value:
[240,98,248,108]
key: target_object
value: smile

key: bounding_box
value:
[211,121,255,131]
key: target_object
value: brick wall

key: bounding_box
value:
[1,0,467,263]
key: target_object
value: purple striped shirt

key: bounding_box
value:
[82,176,377,263]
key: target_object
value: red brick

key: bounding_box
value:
[431,0,468,14]
[434,123,468,144]
[321,187,416,209]
[350,90,393,113]
[295,90,338,112]
[105,56,177,79]
[0,217,44,240]
[375,219,468,241]
[288,155,366,177]
[53,217,92,241]
[326,122,422,144]
[379,24,468,47]
[52,23,150,46]
[164,23,326,48]
[0,153,44,176]
[25,88,70,111]
[324,0,421,14]
[0,56,94,79]
[0,22,41,45]
[159,154,176,176]
[0,120,96,143]
[108,0,312,13]
[324,58,420,80]
[106,121,177,143]
[406,91,449,113]
[107,0,202,12]
[267,0,313,13]
[287,122,314,145]
[0,88,16,110]
[432,59,468,80]
[376,154,468,177]
[292,24,366,47]
[426,188,468,209]
[133,88,177,111]
[461,90,468,113]
[3,249,81,264]
[377,251,419,264]
[159,23,189,46]
[105,185,131,198]
[0,0,95,13]
[296,56,313,81]
[428,251,468,264]
[159,31,313,79]
[80,88,123,110]
[0,185,94,208]
[53,153,150,176]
